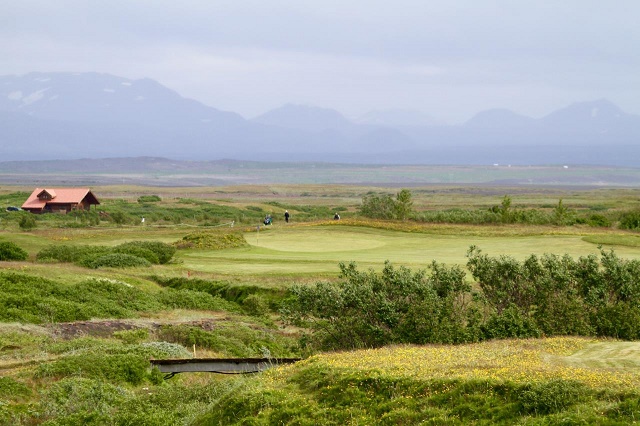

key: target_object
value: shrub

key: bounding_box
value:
[84,253,151,269]
[587,213,612,228]
[37,377,128,422]
[0,241,28,261]
[243,294,270,317]
[118,241,176,264]
[36,244,111,264]
[18,214,36,230]
[113,329,149,345]
[482,305,541,339]
[619,210,640,230]
[174,232,247,250]
[0,377,31,400]
[282,260,473,350]
[518,379,588,415]
[137,195,162,203]
[113,245,160,264]
[36,352,152,385]
[109,211,129,225]
[157,288,237,311]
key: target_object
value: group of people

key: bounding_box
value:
[264,210,290,225]
[263,210,340,225]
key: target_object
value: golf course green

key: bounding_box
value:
[179,225,640,276]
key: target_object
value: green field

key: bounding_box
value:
[178,225,640,277]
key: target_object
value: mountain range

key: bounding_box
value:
[1,72,639,166]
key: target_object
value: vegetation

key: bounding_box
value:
[1,183,640,424]
[359,188,414,220]
[283,247,640,351]
[36,240,176,268]
[0,241,28,261]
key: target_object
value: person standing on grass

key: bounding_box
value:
[284,210,290,223]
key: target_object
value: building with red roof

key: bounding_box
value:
[21,188,100,214]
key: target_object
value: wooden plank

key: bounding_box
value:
[150,357,301,378]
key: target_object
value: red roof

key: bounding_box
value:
[21,188,100,210]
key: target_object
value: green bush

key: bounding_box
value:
[109,211,129,225]
[482,305,541,339]
[518,379,588,415]
[157,288,237,311]
[37,377,128,421]
[0,274,165,323]
[117,241,176,264]
[137,195,162,203]
[0,241,28,261]
[36,244,111,264]
[619,210,640,230]
[84,253,151,269]
[37,241,175,267]
[174,232,247,250]
[36,350,155,385]
[18,213,36,230]
[243,294,270,317]
[282,260,473,350]
[587,213,612,228]
[113,329,149,345]
[359,189,413,220]
[0,377,31,400]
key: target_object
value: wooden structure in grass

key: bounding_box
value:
[150,357,302,379]
[21,188,100,214]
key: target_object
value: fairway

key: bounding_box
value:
[179,225,640,276]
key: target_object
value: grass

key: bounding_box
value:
[2,183,640,424]
[178,224,640,278]
[195,337,640,425]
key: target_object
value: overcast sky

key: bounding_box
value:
[2,0,639,123]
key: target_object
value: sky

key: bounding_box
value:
[2,0,639,123]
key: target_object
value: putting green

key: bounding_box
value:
[178,226,640,276]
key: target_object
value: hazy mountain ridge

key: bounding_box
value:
[1,72,639,166]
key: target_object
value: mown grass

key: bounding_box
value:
[178,224,640,278]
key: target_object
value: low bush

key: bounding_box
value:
[174,232,247,250]
[37,241,175,267]
[619,210,640,230]
[157,288,238,312]
[37,377,128,422]
[84,253,151,269]
[0,274,165,323]
[36,244,111,264]
[115,241,176,264]
[518,379,588,415]
[18,214,36,230]
[36,352,152,385]
[112,246,159,264]
[113,329,149,345]
[157,324,296,358]
[137,195,162,203]
[0,377,31,400]
[0,241,28,261]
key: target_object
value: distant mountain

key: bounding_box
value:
[355,109,441,126]
[464,108,535,129]
[251,104,352,132]
[0,72,244,126]
[1,72,639,166]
